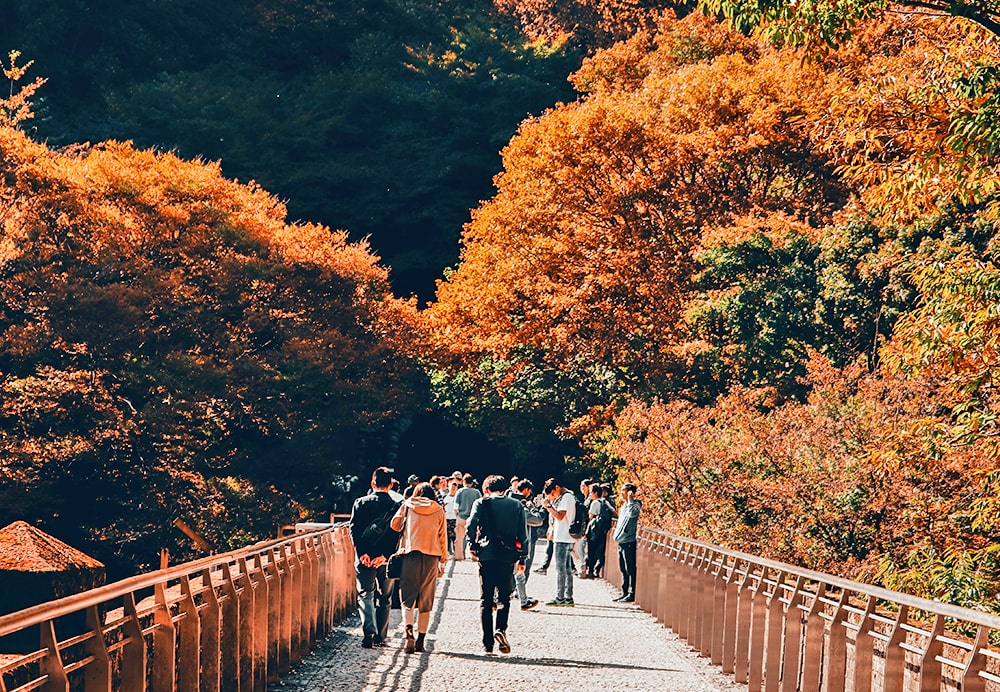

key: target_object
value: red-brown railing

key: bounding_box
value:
[605,528,1000,692]
[0,524,356,692]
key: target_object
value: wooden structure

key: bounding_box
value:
[606,529,1000,692]
[0,524,355,691]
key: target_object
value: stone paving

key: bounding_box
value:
[277,545,749,691]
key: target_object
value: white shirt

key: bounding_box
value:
[443,493,457,520]
[550,491,576,544]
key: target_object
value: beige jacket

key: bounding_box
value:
[390,496,448,564]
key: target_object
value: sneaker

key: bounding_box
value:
[544,598,562,606]
[404,626,415,654]
[362,633,374,649]
[533,567,547,575]
[494,631,511,654]
[521,598,539,611]
[414,635,425,653]
[484,647,496,655]
[373,635,386,647]
[620,595,635,603]
[556,599,575,607]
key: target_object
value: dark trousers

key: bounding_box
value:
[618,541,637,597]
[539,536,553,568]
[586,532,607,576]
[478,559,514,647]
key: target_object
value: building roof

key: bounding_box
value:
[0,521,104,573]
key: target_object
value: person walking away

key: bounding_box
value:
[453,473,481,561]
[513,479,541,610]
[541,478,576,607]
[390,482,448,652]
[349,467,402,648]
[584,484,613,580]
[612,483,642,602]
[467,475,530,654]
[443,480,459,557]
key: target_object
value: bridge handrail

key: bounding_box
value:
[0,522,357,691]
[0,525,338,638]
[640,527,1000,630]
[605,527,1000,691]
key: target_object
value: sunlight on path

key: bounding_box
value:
[280,544,748,691]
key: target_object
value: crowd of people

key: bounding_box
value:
[348,467,643,655]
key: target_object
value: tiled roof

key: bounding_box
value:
[0,521,104,572]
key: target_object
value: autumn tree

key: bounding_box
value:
[427,12,851,426]
[0,124,425,574]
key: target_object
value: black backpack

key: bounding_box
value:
[568,495,589,539]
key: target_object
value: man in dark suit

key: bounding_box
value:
[466,474,529,655]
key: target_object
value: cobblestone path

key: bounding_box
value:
[278,546,749,691]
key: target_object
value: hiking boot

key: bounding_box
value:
[494,631,511,654]
[521,598,539,611]
[404,625,415,653]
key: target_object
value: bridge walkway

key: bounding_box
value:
[278,548,748,692]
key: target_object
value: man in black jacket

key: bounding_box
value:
[349,466,402,648]
[466,475,529,654]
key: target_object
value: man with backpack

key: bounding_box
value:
[349,466,403,648]
[541,478,578,607]
[584,483,614,579]
[466,475,529,654]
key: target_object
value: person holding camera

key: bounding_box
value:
[612,483,642,603]
[541,478,576,607]
[466,475,529,654]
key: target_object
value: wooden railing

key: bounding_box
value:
[605,528,1000,692]
[0,524,356,692]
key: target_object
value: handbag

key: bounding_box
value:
[386,553,403,580]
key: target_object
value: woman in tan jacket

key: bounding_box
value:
[390,482,448,653]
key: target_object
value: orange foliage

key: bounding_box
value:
[428,12,846,389]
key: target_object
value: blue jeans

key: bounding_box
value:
[554,542,574,601]
[356,560,391,640]
[514,534,537,603]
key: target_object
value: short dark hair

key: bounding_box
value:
[581,477,594,487]
[622,482,637,494]
[429,475,441,487]
[600,483,612,497]
[372,466,393,488]
[517,479,533,492]
[414,482,437,501]
[484,475,507,492]
[463,473,475,485]
[542,478,560,495]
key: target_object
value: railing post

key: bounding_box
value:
[120,592,146,692]
[265,548,282,685]
[734,560,755,683]
[710,553,730,666]
[251,553,270,692]
[657,537,674,626]
[236,557,255,692]
[748,565,770,692]
[178,574,201,691]
[278,545,294,674]
[763,570,786,692]
[917,614,944,692]
[959,624,989,692]
[853,596,877,692]
[721,557,742,674]
[884,604,908,691]
[780,575,805,692]
[39,620,69,692]
[200,568,222,692]
[149,583,175,692]
[824,588,851,692]
[83,605,112,692]
[799,582,826,692]
[220,562,240,692]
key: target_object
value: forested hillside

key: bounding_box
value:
[0,0,577,299]
[7,0,1000,612]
